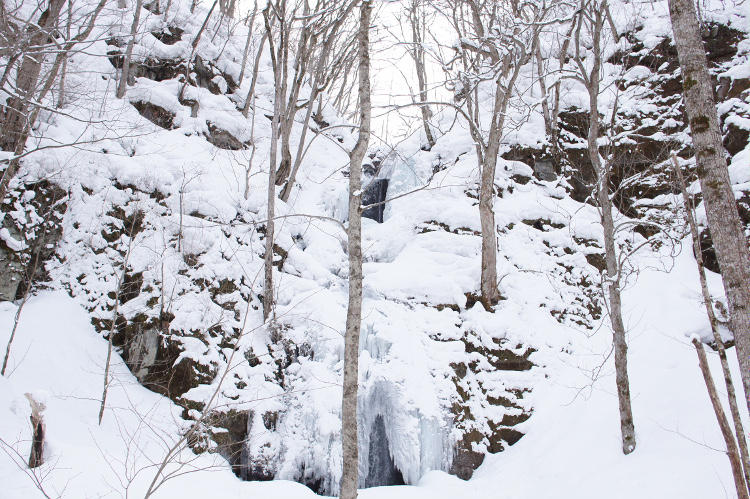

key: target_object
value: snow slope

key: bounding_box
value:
[1,244,746,498]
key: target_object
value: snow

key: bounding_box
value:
[1,243,746,498]
[0,0,748,497]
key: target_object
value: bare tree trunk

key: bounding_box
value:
[25,394,45,468]
[535,46,552,138]
[274,3,312,186]
[340,3,371,498]
[238,1,258,83]
[478,113,500,307]
[673,154,750,488]
[407,0,434,149]
[99,214,138,424]
[116,0,144,99]
[668,0,750,414]
[279,78,318,202]
[279,1,359,200]
[550,21,575,167]
[0,0,65,152]
[693,337,750,499]
[262,4,281,321]
[57,0,72,109]
[241,32,267,117]
[581,3,636,455]
[244,94,258,200]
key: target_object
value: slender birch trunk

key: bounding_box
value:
[668,0,750,414]
[579,2,635,454]
[340,3,371,498]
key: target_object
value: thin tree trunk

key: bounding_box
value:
[279,78,318,202]
[0,0,65,152]
[535,46,552,138]
[238,1,258,83]
[116,0,144,99]
[550,20,575,167]
[673,154,750,488]
[408,0,434,149]
[57,0,72,109]
[340,3,371,498]
[669,0,750,414]
[478,111,500,307]
[275,6,311,187]
[241,32,267,117]
[99,215,138,424]
[279,1,358,200]
[583,3,636,455]
[693,337,750,499]
[262,5,281,321]
[244,94,258,200]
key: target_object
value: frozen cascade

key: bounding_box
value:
[358,322,453,489]
[365,415,405,487]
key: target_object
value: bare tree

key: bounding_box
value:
[436,0,547,307]
[240,30,267,117]
[262,2,284,321]
[279,1,359,201]
[340,2,371,497]
[99,210,140,425]
[178,0,219,102]
[269,0,359,190]
[672,153,750,486]
[405,0,435,149]
[570,0,635,454]
[668,0,750,414]
[56,0,73,108]
[237,1,259,83]
[116,0,145,99]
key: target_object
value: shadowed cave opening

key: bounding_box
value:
[365,415,405,488]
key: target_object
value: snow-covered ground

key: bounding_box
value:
[1,243,746,498]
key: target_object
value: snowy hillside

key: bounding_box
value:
[1,0,749,497]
